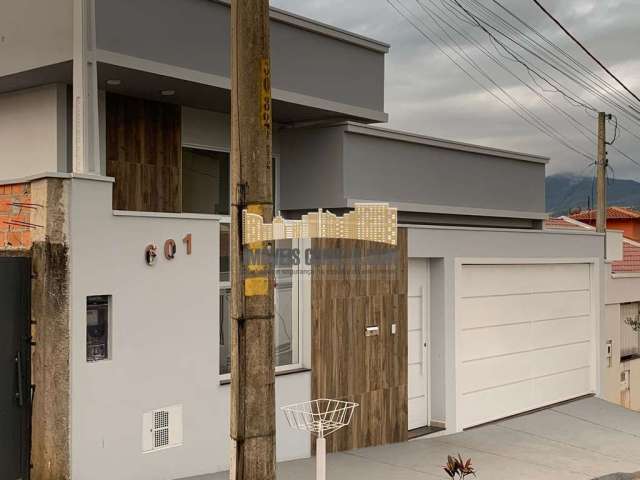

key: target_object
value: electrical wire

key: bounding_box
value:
[531,0,640,106]
[419,0,597,150]
[491,0,639,115]
[443,0,640,170]
[386,0,596,162]
[451,0,640,129]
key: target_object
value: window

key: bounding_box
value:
[184,144,288,375]
[621,302,640,358]
[87,295,111,362]
[182,147,230,215]
[219,239,301,376]
[181,146,277,216]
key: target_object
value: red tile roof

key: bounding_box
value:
[544,217,591,230]
[546,216,640,274]
[570,206,640,221]
[612,241,640,273]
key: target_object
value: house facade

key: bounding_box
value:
[0,1,608,480]
[570,207,640,242]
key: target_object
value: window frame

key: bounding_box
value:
[620,302,640,359]
[218,235,306,381]
[181,143,303,379]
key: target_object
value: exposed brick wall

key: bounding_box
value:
[0,182,34,249]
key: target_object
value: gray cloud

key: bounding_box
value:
[271,0,640,180]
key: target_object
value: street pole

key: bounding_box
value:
[230,1,276,479]
[596,112,607,234]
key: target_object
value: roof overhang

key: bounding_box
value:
[96,55,388,124]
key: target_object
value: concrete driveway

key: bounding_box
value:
[187,397,640,479]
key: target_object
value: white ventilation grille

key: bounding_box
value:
[142,405,183,453]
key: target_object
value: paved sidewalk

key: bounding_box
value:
[184,398,640,479]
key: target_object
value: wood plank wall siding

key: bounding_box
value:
[106,93,182,212]
[311,228,408,453]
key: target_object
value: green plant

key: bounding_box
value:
[443,454,476,479]
[625,314,640,333]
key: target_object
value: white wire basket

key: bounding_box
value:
[281,398,359,438]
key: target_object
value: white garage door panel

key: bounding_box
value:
[461,263,590,298]
[459,290,590,330]
[532,367,591,406]
[531,342,591,378]
[460,352,532,394]
[461,381,533,428]
[457,262,594,429]
[460,342,591,394]
[530,316,591,350]
[459,323,530,362]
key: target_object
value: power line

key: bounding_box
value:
[454,0,640,129]
[389,0,640,177]
[447,0,640,148]
[419,0,596,148]
[386,0,595,161]
[491,0,637,112]
[531,0,640,106]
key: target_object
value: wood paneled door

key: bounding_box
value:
[311,228,408,452]
[106,93,182,213]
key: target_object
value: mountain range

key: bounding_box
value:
[546,173,640,216]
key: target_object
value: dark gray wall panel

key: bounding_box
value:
[343,133,545,214]
[95,0,385,112]
[279,126,345,211]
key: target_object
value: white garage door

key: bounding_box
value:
[457,262,595,429]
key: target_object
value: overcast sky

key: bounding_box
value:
[271,0,640,180]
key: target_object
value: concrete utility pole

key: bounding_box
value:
[596,112,608,233]
[229,1,276,479]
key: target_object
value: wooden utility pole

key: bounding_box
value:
[229,1,276,479]
[596,112,608,233]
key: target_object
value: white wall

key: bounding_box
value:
[0,0,73,76]
[602,303,622,404]
[0,85,67,179]
[69,177,309,480]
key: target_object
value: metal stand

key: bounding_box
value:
[316,436,326,480]
[281,399,359,480]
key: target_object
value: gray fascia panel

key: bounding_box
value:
[344,122,549,165]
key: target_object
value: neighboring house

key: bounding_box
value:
[546,216,640,412]
[0,2,608,480]
[570,206,640,241]
[606,238,640,410]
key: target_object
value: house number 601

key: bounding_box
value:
[145,234,192,266]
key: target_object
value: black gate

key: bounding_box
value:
[0,257,31,480]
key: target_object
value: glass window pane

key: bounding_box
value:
[219,288,231,375]
[219,240,300,376]
[220,224,230,283]
[275,239,298,368]
[182,147,230,215]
